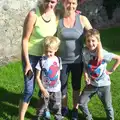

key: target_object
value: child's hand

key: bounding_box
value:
[106,69,114,75]
[85,78,91,85]
[25,63,32,75]
[42,89,49,98]
[84,72,91,85]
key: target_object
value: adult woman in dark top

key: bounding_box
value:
[57,0,102,119]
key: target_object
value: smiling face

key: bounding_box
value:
[63,0,77,15]
[86,36,99,52]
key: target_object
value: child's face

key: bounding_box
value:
[86,36,99,51]
[45,48,57,57]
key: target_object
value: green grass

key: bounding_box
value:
[0,27,120,120]
[0,62,39,120]
[100,27,120,53]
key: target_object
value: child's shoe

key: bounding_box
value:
[44,110,51,119]
[72,108,78,120]
[32,115,41,120]
[61,107,69,117]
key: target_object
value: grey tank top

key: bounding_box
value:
[57,14,84,64]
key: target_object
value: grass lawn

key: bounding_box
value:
[0,27,120,120]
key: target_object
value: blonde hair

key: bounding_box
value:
[37,0,58,14]
[85,29,101,42]
[44,36,61,50]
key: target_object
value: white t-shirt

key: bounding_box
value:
[36,56,62,92]
[83,47,115,87]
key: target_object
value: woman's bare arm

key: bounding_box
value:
[80,15,92,30]
[22,11,36,75]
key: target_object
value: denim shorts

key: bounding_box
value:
[22,55,41,103]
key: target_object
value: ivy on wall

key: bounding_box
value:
[103,0,120,19]
[78,0,120,20]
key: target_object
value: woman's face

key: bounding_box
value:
[44,0,57,12]
[63,0,77,15]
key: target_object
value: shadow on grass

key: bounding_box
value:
[64,109,107,120]
[0,87,38,120]
[93,118,106,120]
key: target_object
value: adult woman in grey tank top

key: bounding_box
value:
[57,0,93,119]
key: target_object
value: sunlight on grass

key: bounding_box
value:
[0,27,120,120]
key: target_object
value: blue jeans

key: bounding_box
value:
[60,63,83,96]
[22,55,41,103]
[79,85,114,120]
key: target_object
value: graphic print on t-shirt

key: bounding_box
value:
[88,56,105,80]
[43,61,59,87]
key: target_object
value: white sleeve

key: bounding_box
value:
[59,57,62,70]
[103,50,115,62]
[35,61,41,71]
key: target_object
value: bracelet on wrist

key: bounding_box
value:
[110,69,115,72]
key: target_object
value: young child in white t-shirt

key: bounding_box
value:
[35,36,62,120]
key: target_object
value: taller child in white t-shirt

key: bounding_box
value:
[35,36,62,120]
[79,29,120,120]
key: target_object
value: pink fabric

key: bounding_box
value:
[75,10,81,14]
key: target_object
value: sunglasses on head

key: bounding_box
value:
[45,0,56,4]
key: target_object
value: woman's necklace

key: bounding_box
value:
[41,13,51,23]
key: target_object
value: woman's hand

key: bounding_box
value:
[25,63,32,75]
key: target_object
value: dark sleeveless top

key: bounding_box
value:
[57,14,84,64]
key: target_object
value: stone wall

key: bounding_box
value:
[0,0,120,65]
[77,0,120,28]
[0,0,37,65]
